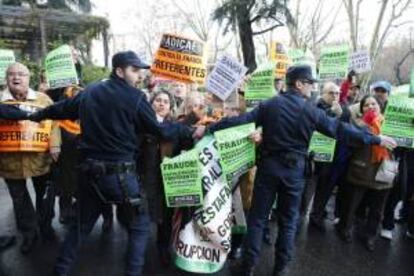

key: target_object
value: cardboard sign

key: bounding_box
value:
[0,49,15,85]
[270,41,290,79]
[0,102,52,152]
[319,44,350,80]
[309,131,337,162]
[206,55,247,101]
[245,62,275,110]
[349,50,371,73]
[161,149,203,207]
[45,45,79,89]
[215,123,256,187]
[151,33,207,85]
[382,95,414,148]
[288,48,317,78]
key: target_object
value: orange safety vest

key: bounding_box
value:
[58,86,81,135]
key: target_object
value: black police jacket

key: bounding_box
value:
[209,88,381,157]
[35,74,193,162]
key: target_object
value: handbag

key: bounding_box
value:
[375,159,399,185]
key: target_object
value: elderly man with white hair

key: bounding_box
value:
[0,62,61,254]
[304,82,347,231]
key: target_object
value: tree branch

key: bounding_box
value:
[252,22,283,35]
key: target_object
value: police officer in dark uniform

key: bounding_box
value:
[0,103,28,250]
[29,51,196,276]
[194,65,397,276]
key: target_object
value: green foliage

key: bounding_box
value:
[81,64,110,86]
[213,0,294,35]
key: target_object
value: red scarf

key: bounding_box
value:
[362,110,389,163]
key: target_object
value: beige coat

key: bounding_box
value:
[0,88,61,179]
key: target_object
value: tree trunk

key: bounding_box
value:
[236,5,256,73]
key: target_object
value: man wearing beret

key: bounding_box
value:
[194,65,397,275]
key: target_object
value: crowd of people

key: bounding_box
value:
[0,50,412,276]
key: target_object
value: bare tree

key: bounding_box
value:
[343,0,413,85]
[287,0,342,51]
[172,0,212,42]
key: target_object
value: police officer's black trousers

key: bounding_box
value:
[244,156,305,270]
[54,170,150,276]
[5,174,53,239]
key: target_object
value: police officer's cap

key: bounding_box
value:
[285,65,318,85]
[112,51,150,69]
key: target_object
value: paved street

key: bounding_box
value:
[0,181,413,276]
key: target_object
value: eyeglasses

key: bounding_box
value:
[7,72,29,77]
[328,91,340,96]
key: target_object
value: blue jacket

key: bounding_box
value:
[36,74,192,162]
[209,88,381,157]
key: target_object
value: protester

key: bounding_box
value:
[308,82,344,231]
[371,80,392,113]
[336,95,394,251]
[0,63,61,254]
[171,81,188,117]
[140,90,191,268]
[339,70,357,104]
[0,103,30,251]
[274,77,284,94]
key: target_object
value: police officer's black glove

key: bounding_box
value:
[28,110,47,122]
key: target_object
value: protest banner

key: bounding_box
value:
[214,123,256,188]
[0,102,52,152]
[231,186,247,234]
[308,131,337,162]
[206,55,247,101]
[319,44,350,80]
[151,33,207,85]
[270,41,290,79]
[245,62,275,110]
[0,49,15,85]
[161,149,203,207]
[288,48,317,78]
[349,49,371,73]
[45,45,78,89]
[382,95,414,148]
[173,135,231,273]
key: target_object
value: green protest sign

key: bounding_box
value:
[214,123,256,187]
[288,48,317,78]
[161,149,203,207]
[382,96,414,148]
[309,131,336,162]
[0,49,15,85]
[410,68,414,98]
[319,44,349,80]
[45,45,78,89]
[245,62,275,110]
